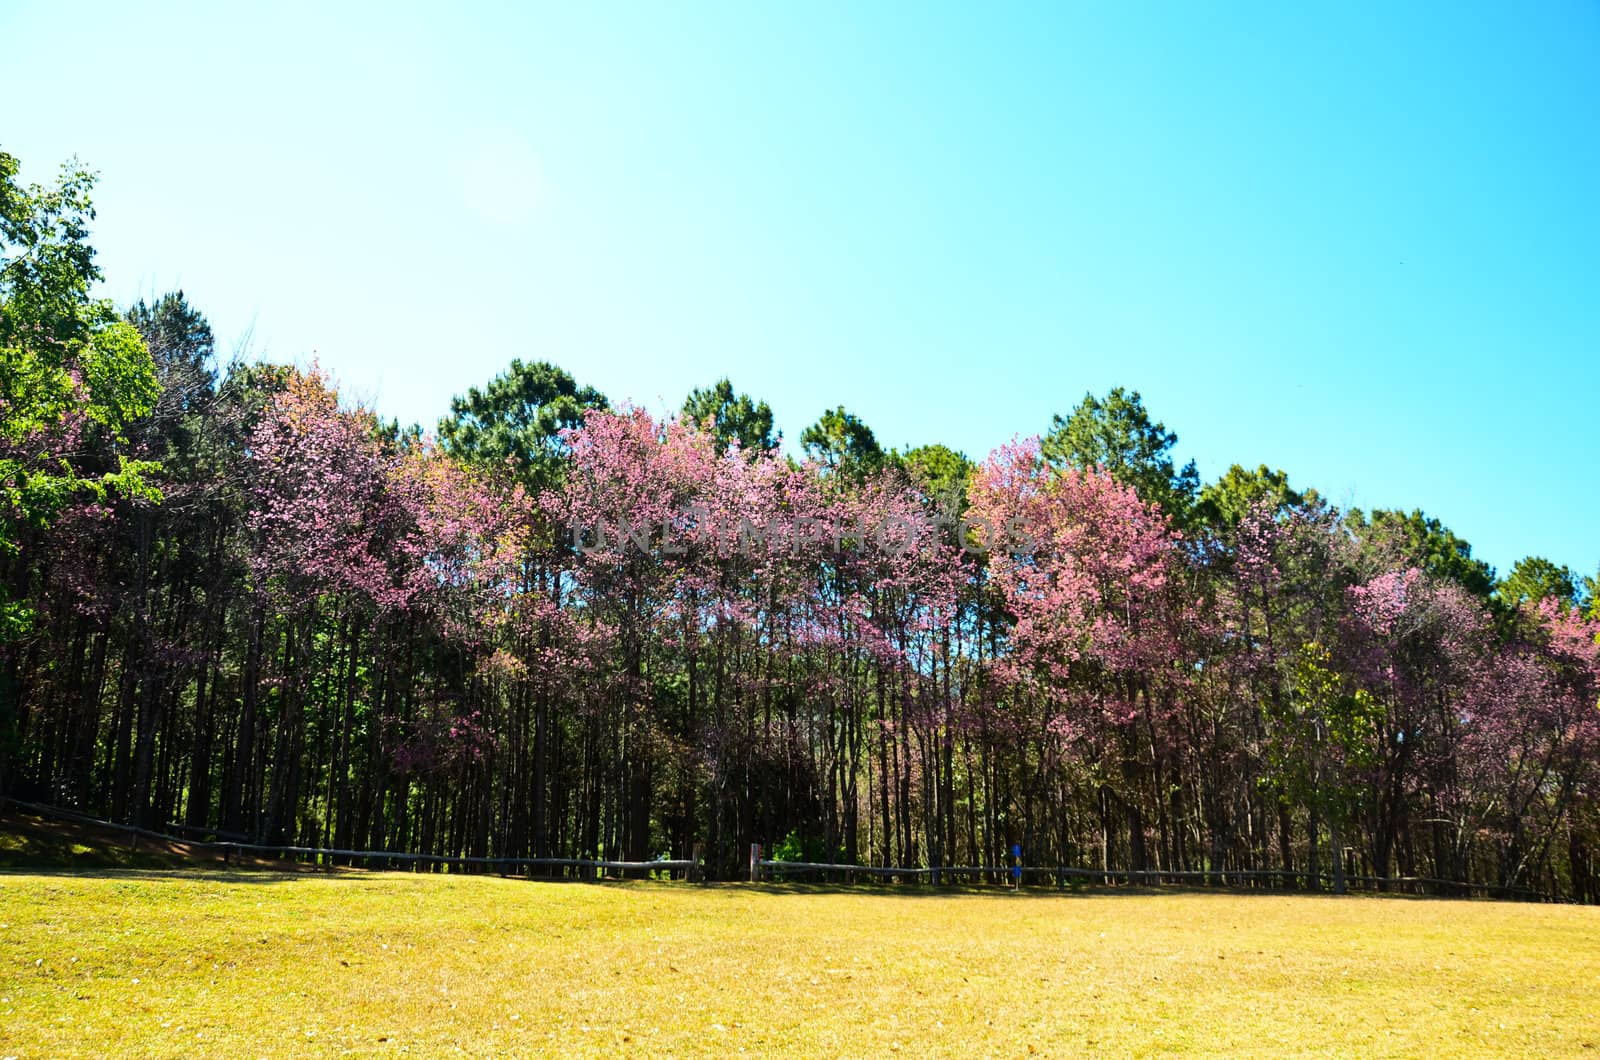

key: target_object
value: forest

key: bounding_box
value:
[4,151,1598,898]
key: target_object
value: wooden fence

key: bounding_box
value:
[2,798,1564,900]
[755,859,1562,902]
[2,798,696,880]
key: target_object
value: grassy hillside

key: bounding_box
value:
[1,870,1595,1057]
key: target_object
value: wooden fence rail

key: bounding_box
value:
[2,798,696,879]
[2,798,1564,900]
[757,859,1561,902]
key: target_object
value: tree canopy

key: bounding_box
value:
[436,358,607,489]
[799,405,884,479]
[4,150,1597,901]
[680,377,778,456]
[1,151,158,639]
[1041,387,1200,522]
[1346,508,1498,599]
[1496,555,1579,612]
[1195,463,1308,529]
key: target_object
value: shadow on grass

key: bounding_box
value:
[709,880,1197,900]
[0,866,318,884]
[0,866,1485,904]
[683,880,1470,904]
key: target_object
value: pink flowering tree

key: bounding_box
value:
[1460,600,1600,890]
[1340,567,1492,881]
[969,437,1187,870]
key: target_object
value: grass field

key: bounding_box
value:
[1,871,1597,1058]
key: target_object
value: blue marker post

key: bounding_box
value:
[1012,843,1022,890]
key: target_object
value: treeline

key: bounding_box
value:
[4,153,1598,896]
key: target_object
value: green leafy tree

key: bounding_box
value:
[437,358,607,490]
[799,406,883,480]
[1272,642,1382,894]
[1196,464,1309,529]
[680,377,778,456]
[1,151,158,790]
[1495,556,1578,612]
[1041,387,1198,522]
[125,291,216,468]
[214,360,296,439]
[1,151,159,637]
[896,443,973,510]
[376,417,426,455]
[1346,508,1496,599]
[126,291,213,407]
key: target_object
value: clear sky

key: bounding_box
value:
[4,1,1596,580]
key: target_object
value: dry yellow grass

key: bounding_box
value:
[1,871,1597,1057]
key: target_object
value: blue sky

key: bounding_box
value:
[4,1,1596,580]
